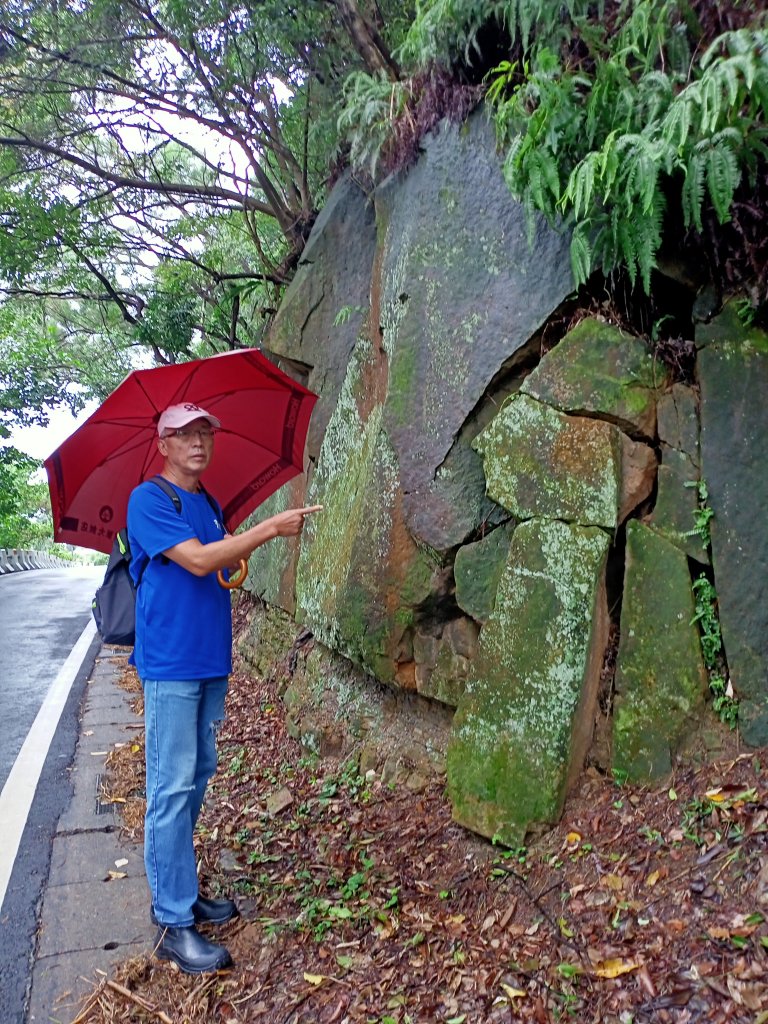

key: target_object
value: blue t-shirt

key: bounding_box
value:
[127,479,232,680]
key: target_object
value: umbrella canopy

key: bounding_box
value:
[45,349,317,554]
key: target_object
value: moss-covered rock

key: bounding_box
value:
[447,519,610,844]
[521,318,666,437]
[613,522,707,782]
[454,523,515,623]
[295,336,439,684]
[473,394,622,527]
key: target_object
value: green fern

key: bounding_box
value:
[488,11,768,290]
[569,222,593,284]
[337,2,768,294]
[337,70,408,179]
[397,0,596,69]
[681,147,707,231]
[705,133,741,223]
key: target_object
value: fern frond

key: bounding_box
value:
[640,70,675,124]
[681,150,706,231]
[701,28,768,71]
[617,217,639,290]
[564,152,597,220]
[637,192,665,293]
[569,222,593,286]
[705,137,742,223]
[661,90,694,150]
[597,130,621,198]
[501,134,528,198]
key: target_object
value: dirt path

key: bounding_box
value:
[75,651,768,1024]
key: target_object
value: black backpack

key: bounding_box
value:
[91,476,220,646]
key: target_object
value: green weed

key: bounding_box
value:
[691,574,739,728]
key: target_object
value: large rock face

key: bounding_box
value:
[698,305,768,745]
[276,110,576,693]
[447,519,610,844]
[377,112,574,552]
[237,105,761,849]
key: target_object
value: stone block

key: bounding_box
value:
[447,519,610,844]
[613,521,707,781]
[521,317,666,437]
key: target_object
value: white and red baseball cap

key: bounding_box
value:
[157,403,221,436]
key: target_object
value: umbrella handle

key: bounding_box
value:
[217,559,248,590]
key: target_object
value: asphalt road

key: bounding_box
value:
[0,566,101,787]
[0,565,103,1023]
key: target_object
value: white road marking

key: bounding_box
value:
[0,619,97,909]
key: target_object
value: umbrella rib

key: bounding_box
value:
[97,431,155,466]
[134,375,164,419]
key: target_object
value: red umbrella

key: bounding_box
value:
[45,349,317,554]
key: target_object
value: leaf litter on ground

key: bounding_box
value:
[75,646,768,1024]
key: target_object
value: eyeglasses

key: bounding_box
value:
[164,427,216,442]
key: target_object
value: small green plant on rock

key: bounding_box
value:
[691,574,739,729]
[685,478,714,549]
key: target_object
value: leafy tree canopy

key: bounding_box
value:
[0,0,412,428]
[0,444,51,547]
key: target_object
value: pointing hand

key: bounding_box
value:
[269,505,323,537]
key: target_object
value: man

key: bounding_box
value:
[127,402,321,973]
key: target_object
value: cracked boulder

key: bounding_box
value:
[376,110,574,551]
[472,394,655,528]
[520,318,667,437]
[447,518,610,844]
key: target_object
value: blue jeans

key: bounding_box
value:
[141,677,228,926]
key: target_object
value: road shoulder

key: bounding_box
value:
[26,647,151,1024]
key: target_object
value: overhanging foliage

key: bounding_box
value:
[340,0,768,306]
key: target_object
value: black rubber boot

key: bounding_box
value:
[150,896,239,927]
[153,925,232,974]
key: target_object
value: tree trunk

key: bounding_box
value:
[333,0,400,80]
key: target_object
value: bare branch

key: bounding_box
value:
[0,133,275,214]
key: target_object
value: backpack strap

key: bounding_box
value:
[116,527,130,558]
[198,481,225,529]
[150,475,221,522]
[149,474,183,514]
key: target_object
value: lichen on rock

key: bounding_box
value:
[521,317,666,437]
[473,394,622,527]
[447,518,610,844]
